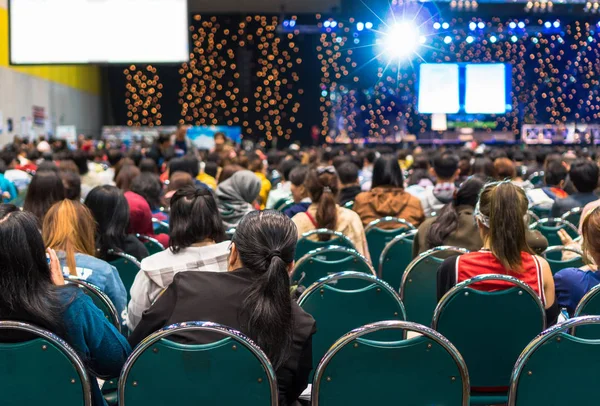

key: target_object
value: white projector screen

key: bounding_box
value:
[9,0,189,65]
[418,63,460,114]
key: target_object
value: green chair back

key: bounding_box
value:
[137,235,165,256]
[292,246,375,288]
[526,210,540,226]
[365,217,416,272]
[401,246,469,326]
[312,320,470,406]
[295,229,355,261]
[529,218,579,260]
[573,285,600,338]
[561,207,583,229]
[119,321,277,406]
[379,230,418,291]
[151,218,169,235]
[274,198,294,212]
[0,321,92,406]
[508,316,600,406]
[529,205,551,220]
[433,275,546,401]
[542,246,585,275]
[65,278,121,333]
[108,251,141,302]
[343,200,354,210]
[298,272,406,380]
[528,171,545,188]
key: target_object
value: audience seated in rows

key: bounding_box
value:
[284,164,311,218]
[337,162,362,206]
[130,172,168,222]
[419,152,460,217]
[266,159,300,209]
[552,159,599,217]
[526,159,569,210]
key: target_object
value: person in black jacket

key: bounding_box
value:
[129,210,316,406]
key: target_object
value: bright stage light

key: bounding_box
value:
[419,35,427,44]
[331,20,337,28]
[433,22,441,29]
[511,35,518,42]
[509,22,517,29]
[380,21,421,59]
[466,36,474,43]
[442,22,450,29]
[544,21,551,28]
[357,22,364,31]
[444,35,452,44]
[490,35,497,43]
[365,22,373,29]
[477,22,485,29]
[553,21,560,28]
[518,21,525,28]
[324,21,331,28]
[289,20,296,27]
[469,22,477,30]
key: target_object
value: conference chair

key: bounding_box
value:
[136,234,165,256]
[432,275,546,405]
[295,229,355,261]
[343,200,354,210]
[365,217,416,272]
[526,210,540,226]
[528,171,545,188]
[118,321,277,406]
[312,320,470,406]
[400,246,469,326]
[151,218,169,235]
[298,272,406,380]
[541,245,584,275]
[529,218,579,260]
[561,207,583,229]
[108,250,141,302]
[528,203,551,220]
[378,229,418,291]
[274,198,295,212]
[0,321,92,406]
[65,277,121,333]
[573,284,600,338]
[508,316,600,406]
[292,246,375,288]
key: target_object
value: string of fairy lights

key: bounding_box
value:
[123,65,163,127]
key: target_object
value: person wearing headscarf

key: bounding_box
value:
[125,191,170,248]
[216,170,261,229]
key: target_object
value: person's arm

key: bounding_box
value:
[557,229,583,261]
[437,256,458,301]
[126,267,154,331]
[6,180,17,201]
[286,330,315,404]
[537,256,557,310]
[128,275,178,348]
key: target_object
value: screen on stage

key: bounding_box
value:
[418,63,512,115]
[9,0,189,64]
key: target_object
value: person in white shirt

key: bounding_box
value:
[266,159,300,209]
[127,185,229,330]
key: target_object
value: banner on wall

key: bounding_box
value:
[186,126,242,150]
[32,106,45,127]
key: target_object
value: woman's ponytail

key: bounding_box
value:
[305,167,340,241]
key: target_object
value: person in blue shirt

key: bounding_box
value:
[43,199,128,328]
[283,164,312,218]
[0,204,130,406]
[0,159,18,202]
[554,205,600,315]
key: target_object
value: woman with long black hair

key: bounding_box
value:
[129,210,316,406]
[0,204,130,406]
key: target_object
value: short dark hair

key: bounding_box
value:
[280,159,300,181]
[365,151,378,164]
[544,160,568,187]
[337,162,359,185]
[169,186,225,253]
[433,152,460,180]
[107,149,123,167]
[72,150,89,175]
[569,159,599,193]
[289,165,309,187]
[204,161,218,178]
[131,173,163,211]
[59,169,82,201]
[23,171,66,223]
[169,156,199,178]
[372,155,404,188]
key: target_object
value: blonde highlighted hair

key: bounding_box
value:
[42,199,96,276]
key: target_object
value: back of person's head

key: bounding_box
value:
[139,158,158,174]
[411,154,430,170]
[536,149,549,165]
[581,207,600,265]
[247,153,264,173]
[544,159,568,187]
[84,185,129,256]
[289,165,309,187]
[0,204,63,331]
[58,169,82,200]
[218,164,244,183]
[115,164,141,192]
[371,154,404,188]
[43,200,96,276]
[305,167,339,238]
[107,149,123,167]
[204,161,218,179]
[476,182,532,271]
[23,171,66,223]
[426,177,485,248]
[169,186,225,253]
[493,158,517,180]
[37,160,59,173]
[233,210,296,369]
[569,159,599,193]
[280,159,300,182]
[332,155,351,171]
[337,162,359,186]
[128,150,143,167]
[168,171,194,192]
[131,173,163,211]
[0,159,6,175]
[472,157,496,179]
[169,156,200,178]
[433,152,460,181]
[365,150,378,165]
[72,150,89,175]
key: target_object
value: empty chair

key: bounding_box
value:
[312,320,470,406]
[119,321,277,406]
[65,277,121,332]
[295,229,355,261]
[292,246,375,288]
[136,234,165,256]
[433,275,546,405]
[152,218,169,235]
[0,321,92,406]
[542,245,584,275]
[508,316,600,406]
[573,285,600,338]
[298,272,406,379]
[561,207,583,229]
[401,246,469,326]
[378,229,418,290]
[108,250,141,302]
[365,217,416,272]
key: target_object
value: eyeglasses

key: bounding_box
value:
[317,166,336,175]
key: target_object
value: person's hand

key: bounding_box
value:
[557,229,574,246]
[47,248,64,286]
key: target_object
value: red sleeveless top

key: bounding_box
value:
[456,250,546,306]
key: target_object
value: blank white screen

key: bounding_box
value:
[10,0,189,64]
[418,64,460,114]
[465,64,507,114]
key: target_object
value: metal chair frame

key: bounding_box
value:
[64,277,121,333]
[378,229,418,277]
